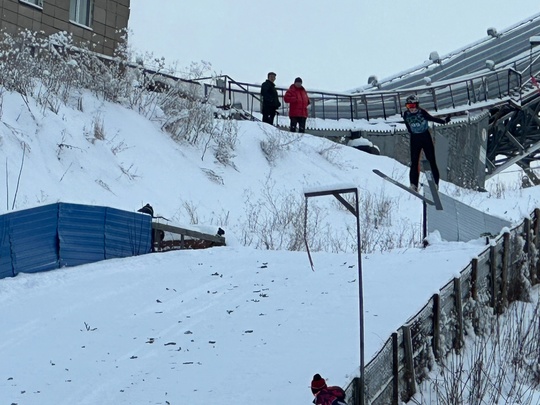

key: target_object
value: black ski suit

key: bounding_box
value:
[402,108,446,188]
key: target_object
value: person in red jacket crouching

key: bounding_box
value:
[311,373,348,405]
[284,77,310,133]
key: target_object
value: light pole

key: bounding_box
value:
[529,36,540,79]
[304,186,364,405]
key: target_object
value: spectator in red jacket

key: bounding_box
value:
[311,373,347,405]
[284,77,310,133]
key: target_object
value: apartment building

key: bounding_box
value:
[0,0,130,56]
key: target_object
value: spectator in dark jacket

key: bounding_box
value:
[260,72,281,125]
[311,373,347,405]
[284,77,310,133]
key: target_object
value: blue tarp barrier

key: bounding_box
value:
[0,215,13,279]
[7,204,59,276]
[0,203,153,280]
[105,207,152,259]
[58,203,107,267]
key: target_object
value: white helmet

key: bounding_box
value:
[406,94,419,104]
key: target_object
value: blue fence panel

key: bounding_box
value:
[58,203,107,267]
[7,204,59,275]
[104,208,152,259]
[0,215,13,278]
[0,203,153,280]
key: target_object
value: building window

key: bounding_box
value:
[19,0,43,8]
[70,0,94,27]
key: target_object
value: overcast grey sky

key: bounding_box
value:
[128,1,539,91]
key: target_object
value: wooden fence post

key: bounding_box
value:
[500,232,510,313]
[471,258,478,301]
[524,217,536,285]
[392,332,399,405]
[432,293,440,360]
[453,278,464,351]
[489,245,498,313]
[151,229,160,252]
[535,208,540,282]
[402,325,416,400]
[471,258,479,333]
[353,377,361,405]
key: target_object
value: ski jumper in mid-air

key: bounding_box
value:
[402,94,450,191]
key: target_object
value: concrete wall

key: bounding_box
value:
[0,0,130,56]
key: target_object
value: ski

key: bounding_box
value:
[421,160,443,210]
[373,169,435,206]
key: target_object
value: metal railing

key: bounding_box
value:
[344,208,540,405]
[130,43,540,126]
[212,55,540,123]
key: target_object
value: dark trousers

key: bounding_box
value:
[409,131,440,187]
[262,106,276,125]
[289,116,307,133]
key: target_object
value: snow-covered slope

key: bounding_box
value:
[1,88,540,404]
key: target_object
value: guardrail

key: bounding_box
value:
[47,31,540,126]
[213,52,540,122]
[132,43,540,125]
[151,222,226,251]
[343,208,540,405]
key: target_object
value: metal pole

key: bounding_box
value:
[303,187,365,405]
[355,189,365,405]
[223,76,227,107]
[530,44,533,79]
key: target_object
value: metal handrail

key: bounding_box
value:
[214,67,528,122]
[134,57,539,124]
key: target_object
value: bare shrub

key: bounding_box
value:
[108,134,131,155]
[0,30,38,96]
[76,95,84,112]
[56,131,83,160]
[239,182,326,251]
[117,163,139,181]
[121,55,166,116]
[507,233,532,303]
[330,188,419,253]
[260,124,303,165]
[199,118,239,167]
[211,119,238,167]
[93,116,105,141]
[486,173,523,198]
[0,30,233,163]
[85,115,105,144]
[237,180,421,253]
[415,289,540,405]
[260,134,282,165]
[171,200,229,230]
[160,82,215,145]
[200,168,224,185]
[317,141,344,167]
[182,200,200,225]
[324,225,355,253]
[150,61,219,146]
[0,31,97,113]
